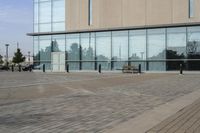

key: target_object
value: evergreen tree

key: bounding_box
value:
[12,48,25,64]
[0,54,3,65]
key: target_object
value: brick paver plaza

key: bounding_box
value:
[0,72,200,133]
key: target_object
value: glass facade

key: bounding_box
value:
[34,0,65,32]
[33,27,200,71]
[189,0,194,18]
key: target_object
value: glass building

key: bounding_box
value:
[29,0,200,72]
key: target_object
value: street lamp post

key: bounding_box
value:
[5,44,9,68]
[28,51,31,65]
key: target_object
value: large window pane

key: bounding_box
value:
[66,34,80,61]
[147,29,166,60]
[52,0,65,22]
[96,32,111,70]
[39,2,51,23]
[147,29,166,71]
[81,33,95,70]
[52,22,65,32]
[187,26,200,70]
[39,36,51,62]
[52,35,66,52]
[129,30,146,60]
[39,36,51,70]
[34,37,39,62]
[187,26,200,55]
[112,31,128,69]
[167,27,186,70]
[39,23,51,32]
[34,2,39,24]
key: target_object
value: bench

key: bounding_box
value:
[117,65,139,73]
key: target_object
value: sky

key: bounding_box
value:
[0,0,33,58]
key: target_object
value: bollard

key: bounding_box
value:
[43,64,45,73]
[98,64,101,73]
[138,64,141,74]
[180,64,183,75]
[12,65,14,72]
[29,65,32,72]
[19,65,21,72]
[66,64,69,73]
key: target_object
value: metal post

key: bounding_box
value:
[111,57,114,70]
[5,44,9,70]
[180,64,183,75]
[28,51,31,65]
[98,64,101,73]
[139,64,141,74]
[43,64,45,73]
[66,64,69,73]
[95,57,97,70]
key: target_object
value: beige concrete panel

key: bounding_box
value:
[98,0,122,28]
[66,0,80,31]
[146,0,172,25]
[172,0,188,23]
[122,0,146,27]
[79,0,89,30]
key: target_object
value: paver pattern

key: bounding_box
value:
[146,97,200,133]
[0,72,200,133]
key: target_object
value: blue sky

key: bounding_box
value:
[0,0,33,58]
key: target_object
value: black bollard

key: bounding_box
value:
[12,65,14,72]
[66,64,69,73]
[43,64,45,73]
[180,64,183,75]
[138,64,141,74]
[29,65,32,72]
[19,65,21,72]
[98,64,101,73]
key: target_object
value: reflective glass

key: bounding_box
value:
[147,29,166,60]
[187,26,200,70]
[96,32,111,70]
[34,37,39,61]
[34,24,39,32]
[187,26,200,55]
[52,35,66,52]
[39,36,51,62]
[189,0,194,18]
[39,2,51,23]
[34,2,39,24]
[39,23,51,32]
[167,27,186,58]
[81,33,95,70]
[52,0,65,22]
[166,27,186,70]
[112,31,128,69]
[129,30,146,60]
[52,22,65,32]
[148,62,166,71]
[66,34,80,61]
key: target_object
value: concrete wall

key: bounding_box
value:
[66,0,200,32]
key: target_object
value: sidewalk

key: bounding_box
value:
[105,88,200,133]
[147,97,200,133]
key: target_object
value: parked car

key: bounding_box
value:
[0,65,9,70]
[22,65,33,71]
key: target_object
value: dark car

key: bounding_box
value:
[22,65,33,71]
[0,65,10,71]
